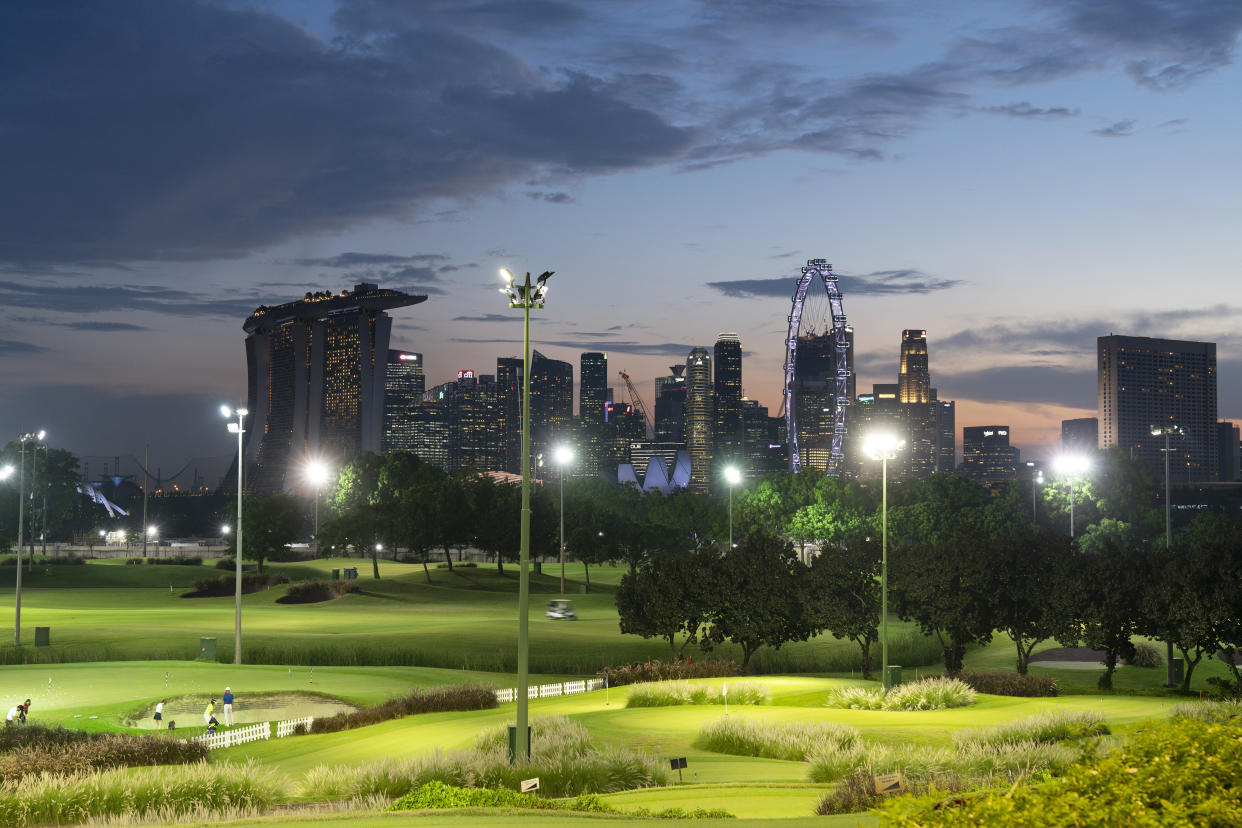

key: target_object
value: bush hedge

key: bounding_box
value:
[1125,641,1164,668]
[183,573,288,597]
[957,669,1058,697]
[310,683,497,734]
[390,780,732,819]
[881,715,1242,826]
[277,579,359,604]
[599,659,741,687]
[0,554,85,566]
[0,725,207,782]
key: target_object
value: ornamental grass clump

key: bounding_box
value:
[390,781,734,819]
[626,680,768,708]
[953,711,1109,750]
[0,760,279,827]
[0,725,207,783]
[277,579,360,604]
[302,716,667,800]
[1169,699,1242,723]
[807,740,1076,785]
[956,669,1059,697]
[310,683,496,734]
[695,716,860,761]
[826,678,975,711]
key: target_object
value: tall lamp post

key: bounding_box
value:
[1052,454,1091,538]
[221,405,248,665]
[864,432,904,691]
[305,461,331,544]
[500,267,553,762]
[1032,470,1043,523]
[723,466,741,549]
[1151,423,1186,686]
[13,430,45,645]
[552,446,572,594]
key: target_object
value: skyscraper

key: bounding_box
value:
[243,283,425,493]
[1061,417,1099,452]
[791,331,836,473]
[530,350,574,460]
[1217,422,1240,482]
[497,356,523,473]
[933,394,955,473]
[712,333,744,470]
[383,350,424,452]
[1098,335,1218,481]
[684,346,713,492]
[898,329,936,478]
[962,425,1020,491]
[578,352,608,478]
[654,365,687,443]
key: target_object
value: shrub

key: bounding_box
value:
[0,555,85,566]
[391,780,613,813]
[277,579,360,604]
[151,554,203,566]
[599,658,741,687]
[816,770,973,816]
[695,716,859,761]
[126,558,145,565]
[953,711,1109,750]
[957,669,1059,697]
[303,715,667,800]
[881,714,1242,826]
[1169,699,1242,723]
[436,562,477,568]
[807,739,1076,785]
[310,683,497,734]
[826,678,976,711]
[183,573,288,597]
[0,760,278,826]
[626,680,768,708]
[214,558,258,571]
[1125,642,1164,668]
[0,725,207,782]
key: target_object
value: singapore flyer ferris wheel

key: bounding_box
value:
[783,258,850,476]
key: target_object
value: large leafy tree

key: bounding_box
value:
[700,529,813,668]
[233,493,305,573]
[615,549,711,658]
[806,533,880,677]
[1074,540,1154,690]
[987,524,1082,673]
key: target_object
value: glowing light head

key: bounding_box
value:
[220,405,233,418]
[221,525,231,535]
[863,432,905,461]
[0,465,12,480]
[1053,454,1091,476]
[305,461,331,487]
[724,466,742,485]
[36,430,46,441]
[553,446,574,466]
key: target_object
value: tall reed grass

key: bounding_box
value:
[826,677,976,711]
[626,680,768,708]
[302,716,667,800]
[0,761,280,827]
[695,716,860,761]
[1169,699,1242,722]
[806,739,1077,784]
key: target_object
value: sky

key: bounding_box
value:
[1,0,1240,484]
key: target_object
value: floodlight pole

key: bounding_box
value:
[502,268,552,763]
[1152,424,1184,687]
[558,462,566,595]
[880,452,890,691]
[223,407,247,665]
[14,431,44,645]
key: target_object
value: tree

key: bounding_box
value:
[234,493,304,573]
[615,549,710,657]
[318,501,384,577]
[806,534,880,678]
[987,525,1082,673]
[700,529,813,668]
[1075,540,1153,690]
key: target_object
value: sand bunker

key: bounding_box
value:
[128,692,356,729]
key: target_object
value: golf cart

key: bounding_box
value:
[546,599,577,620]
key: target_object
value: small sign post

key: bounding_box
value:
[723,681,728,716]
[669,757,688,783]
[871,773,906,796]
[520,777,540,794]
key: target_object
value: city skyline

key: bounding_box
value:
[2,1,1241,474]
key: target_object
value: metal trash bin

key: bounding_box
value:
[332,568,340,580]
[199,636,217,661]
[34,626,50,647]
[885,665,903,689]
[1171,657,1184,685]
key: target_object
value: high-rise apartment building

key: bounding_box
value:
[1217,422,1240,482]
[933,395,955,473]
[962,425,1020,491]
[712,333,744,470]
[383,350,424,452]
[1098,335,1218,481]
[242,283,424,493]
[578,352,608,479]
[654,365,687,443]
[898,329,937,478]
[497,356,523,473]
[684,347,713,492]
[1061,417,1099,452]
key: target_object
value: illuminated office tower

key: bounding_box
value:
[654,365,687,443]
[383,350,424,452]
[933,394,955,473]
[1098,335,1217,481]
[1219,422,1240,482]
[962,425,1020,491]
[408,400,451,470]
[684,347,713,492]
[1061,417,1098,453]
[713,333,744,471]
[242,283,425,493]
[898,329,936,478]
[579,352,608,478]
[497,356,523,473]
[530,350,574,461]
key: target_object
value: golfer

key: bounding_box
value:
[222,687,234,726]
[203,698,215,725]
[154,700,164,726]
[4,706,16,726]
[19,700,30,725]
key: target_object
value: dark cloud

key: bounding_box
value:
[290,253,448,268]
[0,1,690,265]
[523,191,575,204]
[936,364,1097,408]
[1091,119,1137,137]
[58,321,149,332]
[452,314,525,323]
[333,0,587,37]
[980,101,1080,118]
[0,338,48,354]
[0,280,259,317]
[537,340,692,357]
[706,269,962,299]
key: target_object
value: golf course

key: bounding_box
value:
[0,555,1234,826]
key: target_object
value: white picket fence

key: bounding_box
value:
[191,716,315,751]
[277,716,314,738]
[495,678,604,704]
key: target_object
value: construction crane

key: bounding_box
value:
[617,370,654,439]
